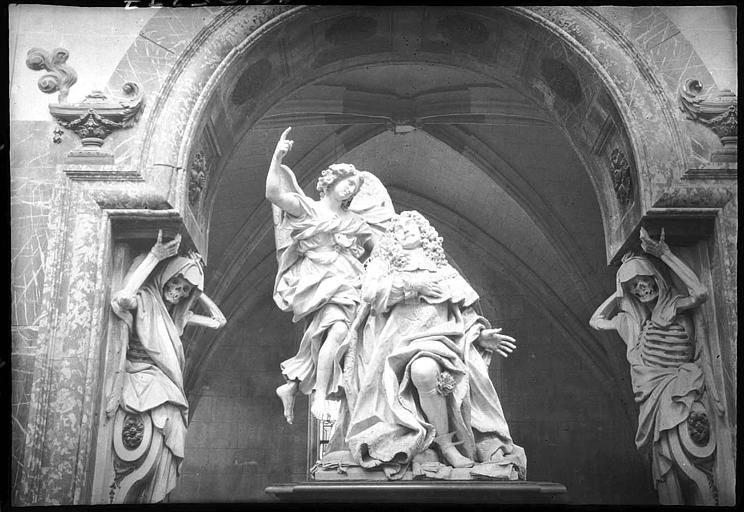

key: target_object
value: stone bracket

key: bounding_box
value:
[609,208,719,266]
[682,165,737,181]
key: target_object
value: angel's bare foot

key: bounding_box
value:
[310,394,339,422]
[276,381,298,424]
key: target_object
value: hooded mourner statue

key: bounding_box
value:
[110,231,226,503]
[590,227,718,505]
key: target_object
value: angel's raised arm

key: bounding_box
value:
[266,127,304,217]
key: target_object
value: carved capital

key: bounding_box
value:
[26,47,78,103]
[679,79,737,162]
[49,83,146,152]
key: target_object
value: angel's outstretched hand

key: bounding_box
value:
[273,127,294,161]
[478,328,517,358]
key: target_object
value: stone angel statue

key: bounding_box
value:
[590,227,720,505]
[108,230,226,503]
[266,127,395,424]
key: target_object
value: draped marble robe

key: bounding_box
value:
[274,192,373,397]
[344,257,526,479]
[110,256,203,502]
[611,256,705,503]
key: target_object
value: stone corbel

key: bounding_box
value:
[26,47,146,162]
[679,79,737,167]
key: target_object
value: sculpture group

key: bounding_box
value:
[266,128,526,480]
[104,127,722,503]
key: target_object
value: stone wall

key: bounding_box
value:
[172,295,308,502]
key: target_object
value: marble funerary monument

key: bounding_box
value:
[10,4,736,506]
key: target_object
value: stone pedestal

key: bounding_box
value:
[266,481,569,504]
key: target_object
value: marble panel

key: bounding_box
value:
[11,346,36,488]
[11,178,55,328]
[10,122,75,172]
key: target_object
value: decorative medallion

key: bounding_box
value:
[609,148,633,208]
[687,410,711,446]
[540,58,582,105]
[679,79,737,162]
[189,151,208,205]
[122,414,145,450]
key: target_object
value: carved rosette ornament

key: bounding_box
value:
[26,48,145,151]
[609,148,633,208]
[687,410,711,446]
[122,414,145,450]
[679,79,737,162]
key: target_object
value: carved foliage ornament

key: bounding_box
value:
[687,410,711,446]
[189,151,208,205]
[609,148,633,208]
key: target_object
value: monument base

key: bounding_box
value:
[265,480,569,503]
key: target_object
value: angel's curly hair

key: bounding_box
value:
[369,210,447,269]
[316,163,364,210]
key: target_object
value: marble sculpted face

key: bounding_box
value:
[329,176,360,203]
[163,275,194,305]
[627,275,658,303]
[394,217,423,250]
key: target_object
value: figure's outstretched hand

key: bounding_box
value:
[640,227,669,258]
[273,127,294,161]
[478,328,517,358]
[150,229,181,261]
